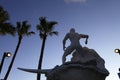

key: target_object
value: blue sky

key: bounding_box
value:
[0,0,120,80]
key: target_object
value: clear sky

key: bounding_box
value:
[0,0,120,80]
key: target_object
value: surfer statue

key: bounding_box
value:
[62,28,89,64]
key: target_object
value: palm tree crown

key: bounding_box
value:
[0,6,15,36]
[37,17,58,39]
[16,21,35,37]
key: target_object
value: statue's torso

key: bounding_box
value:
[69,33,81,46]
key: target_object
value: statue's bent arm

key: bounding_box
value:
[63,33,69,50]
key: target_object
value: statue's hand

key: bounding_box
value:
[85,40,88,44]
[85,35,89,44]
[86,35,89,39]
[85,38,88,44]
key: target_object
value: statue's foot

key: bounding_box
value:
[62,58,66,64]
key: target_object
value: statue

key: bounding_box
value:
[18,28,109,80]
[62,28,89,64]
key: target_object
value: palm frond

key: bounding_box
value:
[16,22,22,36]
[16,21,34,37]
[49,31,58,36]
[0,22,15,36]
[39,31,44,39]
[48,22,58,28]
[39,17,48,31]
[37,25,43,31]
[4,23,16,36]
[47,21,58,32]
[0,6,9,23]
[21,21,30,33]
[26,31,35,36]
[37,17,58,38]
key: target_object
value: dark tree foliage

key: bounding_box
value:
[0,6,15,36]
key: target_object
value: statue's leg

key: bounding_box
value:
[62,46,74,64]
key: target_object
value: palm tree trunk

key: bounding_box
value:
[37,35,47,80]
[4,36,22,80]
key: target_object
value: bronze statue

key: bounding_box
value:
[62,28,89,64]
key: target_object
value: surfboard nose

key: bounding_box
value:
[18,67,51,74]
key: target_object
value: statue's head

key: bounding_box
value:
[70,28,75,33]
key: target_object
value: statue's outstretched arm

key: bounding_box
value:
[80,34,89,38]
[80,34,89,44]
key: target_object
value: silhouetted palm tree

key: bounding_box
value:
[4,21,35,80]
[0,6,15,36]
[36,17,58,80]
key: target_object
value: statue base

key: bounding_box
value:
[45,62,109,80]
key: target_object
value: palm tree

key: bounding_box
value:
[4,21,35,80]
[36,17,58,80]
[0,6,15,36]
